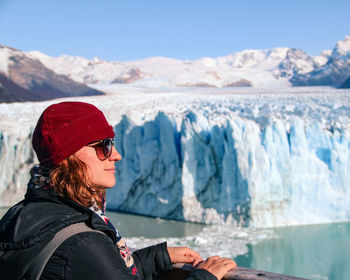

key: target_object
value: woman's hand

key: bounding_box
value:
[195,256,237,280]
[167,247,203,266]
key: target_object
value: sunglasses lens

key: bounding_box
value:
[91,138,114,160]
[103,138,113,158]
[94,146,105,160]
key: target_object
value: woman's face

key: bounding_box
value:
[75,144,122,188]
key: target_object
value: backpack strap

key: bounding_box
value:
[26,222,106,280]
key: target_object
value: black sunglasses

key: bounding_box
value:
[88,138,115,161]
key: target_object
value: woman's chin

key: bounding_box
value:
[103,184,115,189]
[102,180,116,189]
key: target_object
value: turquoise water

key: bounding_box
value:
[1,208,349,279]
[236,222,350,280]
[108,211,350,280]
[105,210,206,238]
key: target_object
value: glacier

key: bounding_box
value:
[108,109,350,228]
[0,87,350,228]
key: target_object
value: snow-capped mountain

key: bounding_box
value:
[27,47,322,88]
[291,35,350,87]
[26,38,350,88]
[1,36,349,102]
[0,45,103,102]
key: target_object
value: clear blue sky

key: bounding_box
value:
[1,0,349,61]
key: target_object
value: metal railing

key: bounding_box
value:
[157,263,309,280]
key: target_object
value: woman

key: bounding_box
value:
[0,101,236,280]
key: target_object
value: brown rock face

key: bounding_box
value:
[7,54,103,99]
[112,66,145,84]
[223,79,252,87]
[206,71,221,80]
[176,82,217,88]
[0,73,43,102]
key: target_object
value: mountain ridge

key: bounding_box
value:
[26,37,350,88]
[290,35,350,87]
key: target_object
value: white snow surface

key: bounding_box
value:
[0,86,350,228]
[313,50,332,67]
[332,35,350,58]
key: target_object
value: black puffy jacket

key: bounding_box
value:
[0,188,216,280]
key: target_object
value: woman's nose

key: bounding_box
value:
[109,146,122,161]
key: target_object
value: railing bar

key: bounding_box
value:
[172,263,310,280]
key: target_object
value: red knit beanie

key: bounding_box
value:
[32,101,115,165]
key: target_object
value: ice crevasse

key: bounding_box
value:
[0,111,349,228]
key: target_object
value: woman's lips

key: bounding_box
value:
[105,168,115,173]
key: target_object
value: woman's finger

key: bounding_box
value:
[192,258,203,267]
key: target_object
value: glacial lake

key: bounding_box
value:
[1,208,349,280]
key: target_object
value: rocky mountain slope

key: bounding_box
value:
[340,76,350,88]
[0,45,103,103]
[0,73,44,102]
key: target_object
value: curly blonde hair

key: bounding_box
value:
[49,155,105,210]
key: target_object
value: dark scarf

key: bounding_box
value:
[28,165,139,275]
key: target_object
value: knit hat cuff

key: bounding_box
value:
[47,124,114,165]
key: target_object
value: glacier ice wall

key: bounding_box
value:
[0,131,34,205]
[108,113,184,219]
[107,111,350,228]
[0,109,349,228]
